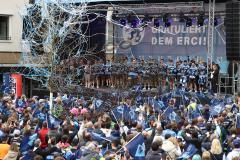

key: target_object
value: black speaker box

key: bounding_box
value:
[225,1,240,61]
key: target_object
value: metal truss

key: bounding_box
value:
[207,0,215,68]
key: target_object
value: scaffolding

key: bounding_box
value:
[218,62,240,95]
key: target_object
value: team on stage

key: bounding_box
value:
[84,57,219,93]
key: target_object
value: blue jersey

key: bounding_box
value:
[198,75,206,85]
[167,64,176,75]
[188,67,198,78]
[180,64,190,75]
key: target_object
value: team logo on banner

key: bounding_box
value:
[120,27,145,49]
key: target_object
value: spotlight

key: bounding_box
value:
[154,18,160,28]
[186,17,192,27]
[214,17,221,26]
[131,19,140,28]
[142,15,151,23]
[165,21,171,28]
[179,12,186,23]
[119,19,127,26]
[141,15,151,28]
[163,13,171,28]
[197,14,204,27]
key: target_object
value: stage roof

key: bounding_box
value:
[35,0,229,4]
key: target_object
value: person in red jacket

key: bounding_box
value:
[38,121,49,149]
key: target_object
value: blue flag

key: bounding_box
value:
[164,107,181,123]
[153,100,165,112]
[47,114,62,129]
[111,106,124,122]
[177,144,198,160]
[94,99,103,110]
[236,113,240,129]
[90,132,111,143]
[126,133,145,160]
[210,103,224,116]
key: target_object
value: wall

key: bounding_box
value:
[0,0,28,64]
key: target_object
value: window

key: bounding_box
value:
[0,16,10,40]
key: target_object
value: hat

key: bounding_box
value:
[192,154,202,160]
[39,99,45,103]
[80,108,88,114]
[12,129,21,136]
[233,138,240,148]
[70,107,79,116]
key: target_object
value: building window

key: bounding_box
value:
[0,16,10,40]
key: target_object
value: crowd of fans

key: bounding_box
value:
[0,92,239,160]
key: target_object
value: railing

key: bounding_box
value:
[218,74,238,95]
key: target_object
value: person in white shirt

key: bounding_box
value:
[227,138,240,160]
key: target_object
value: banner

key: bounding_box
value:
[11,74,23,98]
[114,22,226,61]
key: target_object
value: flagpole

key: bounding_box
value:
[49,90,53,114]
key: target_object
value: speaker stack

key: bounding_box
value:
[225,1,240,61]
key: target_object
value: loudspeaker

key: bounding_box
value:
[225,1,240,61]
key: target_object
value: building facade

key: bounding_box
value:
[0,0,29,65]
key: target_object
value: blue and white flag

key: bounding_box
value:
[210,103,224,116]
[236,113,240,129]
[123,105,137,121]
[153,100,165,112]
[177,144,198,160]
[126,133,145,160]
[164,107,181,123]
[90,132,111,143]
[94,99,103,110]
[111,106,124,121]
[47,114,62,129]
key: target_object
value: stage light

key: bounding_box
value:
[214,17,222,26]
[154,18,160,28]
[163,14,171,28]
[120,19,127,26]
[141,15,151,28]
[214,18,218,26]
[198,14,204,27]
[142,15,151,23]
[179,12,186,23]
[186,17,192,27]
[165,21,171,28]
[131,19,140,28]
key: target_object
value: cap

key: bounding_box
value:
[233,138,240,148]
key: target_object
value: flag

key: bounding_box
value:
[126,133,145,160]
[177,144,198,160]
[111,106,124,122]
[94,99,103,110]
[153,100,165,112]
[90,132,111,143]
[210,103,224,116]
[236,113,240,129]
[164,107,180,123]
[123,105,139,122]
[47,114,62,129]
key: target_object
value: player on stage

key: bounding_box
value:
[188,61,198,92]
[167,59,176,91]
